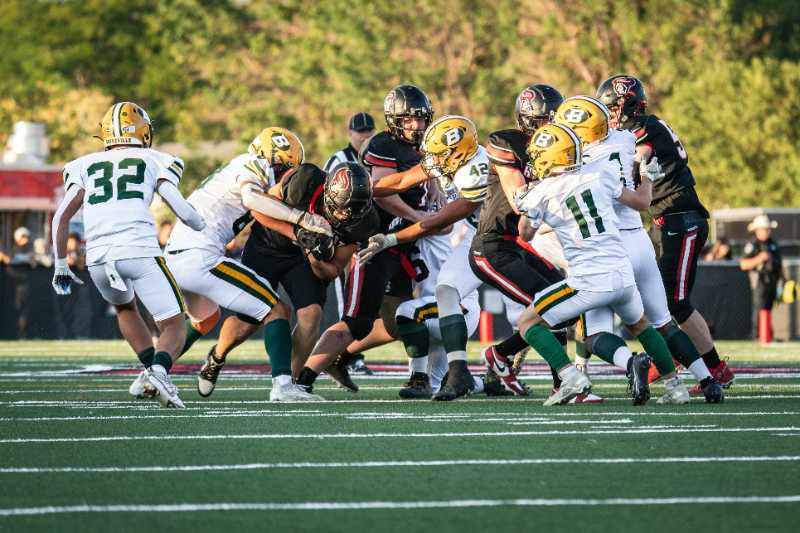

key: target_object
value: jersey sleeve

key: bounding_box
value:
[281,163,326,210]
[362,133,398,169]
[453,150,489,203]
[237,154,274,190]
[151,150,185,187]
[515,183,543,226]
[486,130,519,167]
[62,160,84,191]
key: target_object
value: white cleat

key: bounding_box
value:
[270,378,324,402]
[657,376,691,405]
[147,365,185,408]
[544,368,591,406]
[128,370,157,399]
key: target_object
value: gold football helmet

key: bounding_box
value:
[420,115,479,179]
[98,102,153,149]
[249,127,305,174]
[554,96,610,145]
[527,123,582,179]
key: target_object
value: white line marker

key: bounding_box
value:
[2,455,798,474]
[2,495,799,516]
[2,427,799,444]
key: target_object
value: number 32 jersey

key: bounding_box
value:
[63,147,183,265]
[167,153,275,257]
[515,163,634,291]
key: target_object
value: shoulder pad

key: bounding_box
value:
[487,129,525,165]
[362,132,398,168]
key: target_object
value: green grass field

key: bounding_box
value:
[1,340,800,532]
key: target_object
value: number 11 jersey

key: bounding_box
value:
[63,147,183,265]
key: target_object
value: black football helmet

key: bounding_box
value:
[596,75,647,127]
[384,84,434,147]
[323,162,373,231]
[514,84,564,136]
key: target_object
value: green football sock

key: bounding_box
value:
[439,314,468,354]
[523,323,570,370]
[137,347,155,368]
[588,333,626,365]
[181,319,204,356]
[638,326,675,375]
[264,318,292,377]
[152,351,173,372]
[397,317,430,359]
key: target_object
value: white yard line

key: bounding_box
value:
[1,455,798,474]
[2,427,800,444]
[1,495,799,516]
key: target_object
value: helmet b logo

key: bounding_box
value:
[442,127,464,146]
[563,107,588,123]
[612,77,635,97]
[271,133,291,150]
[533,131,555,148]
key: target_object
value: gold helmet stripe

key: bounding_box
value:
[112,102,123,138]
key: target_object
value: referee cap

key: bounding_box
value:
[348,112,375,132]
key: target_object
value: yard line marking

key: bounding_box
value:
[2,455,798,474]
[2,427,800,444]
[2,496,800,516]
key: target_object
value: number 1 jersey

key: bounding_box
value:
[63,147,183,265]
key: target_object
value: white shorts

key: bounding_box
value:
[415,233,453,298]
[436,233,483,300]
[621,228,672,328]
[534,276,644,335]
[395,293,481,343]
[88,257,185,322]
[166,249,278,322]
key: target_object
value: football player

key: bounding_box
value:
[515,124,688,406]
[52,102,205,408]
[294,85,434,397]
[553,95,723,402]
[597,75,735,393]
[164,127,331,401]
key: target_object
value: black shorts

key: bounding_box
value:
[241,241,327,310]
[342,247,415,321]
[655,212,708,313]
[469,237,564,306]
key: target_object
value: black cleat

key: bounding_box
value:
[197,345,225,398]
[346,353,374,375]
[326,355,359,392]
[700,377,724,403]
[399,372,432,399]
[628,352,652,406]
[433,361,475,401]
[483,369,516,397]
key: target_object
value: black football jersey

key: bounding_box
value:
[249,163,378,255]
[475,128,532,248]
[362,131,426,232]
[626,114,708,218]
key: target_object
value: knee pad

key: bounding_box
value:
[343,315,374,341]
[669,299,694,324]
[192,308,221,335]
[435,284,462,317]
[235,312,262,325]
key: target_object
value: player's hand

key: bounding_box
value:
[640,156,665,182]
[297,212,333,237]
[357,233,398,263]
[52,258,84,295]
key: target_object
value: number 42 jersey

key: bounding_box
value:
[515,162,634,292]
[63,147,183,265]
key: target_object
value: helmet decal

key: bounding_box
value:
[441,127,465,146]
[562,107,589,124]
[612,77,637,98]
[517,89,537,114]
[271,132,291,150]
[533,131,555,148]
[330,166,351,193]
[384,91,396,113]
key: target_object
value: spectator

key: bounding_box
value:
[703,237,732,261]
[740,215,782,341]
[56,232,91,338]
[7,227,35,337]
[33,237,53,267]
[157,221,173,249]
[323,112,376,172]
[10,227,36,267]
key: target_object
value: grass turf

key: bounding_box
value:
[1,342,799,532]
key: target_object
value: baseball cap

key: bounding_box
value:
[14,227,30,241]
[348,112,375,132]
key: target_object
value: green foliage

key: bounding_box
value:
[1,0,798,208]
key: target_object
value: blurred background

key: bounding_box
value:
[1,0,799,341]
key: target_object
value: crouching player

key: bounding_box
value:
[515,124,688,406]
[52,102,204,408]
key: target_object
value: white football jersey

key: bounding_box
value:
[167,153,275,256]
[516,161,634,291]
[583,129,640,230]
[437,145,490,229]
[63,147,183,265]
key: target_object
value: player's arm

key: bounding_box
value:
[371,166,425,223]
[308,243,357,282]
[50,184,85,295]
[372,164,428,198]
[487,139,526,214]
[239,180,332,237]
[618,157,660,210]
[156,180,205,231]
[250,210,298,241]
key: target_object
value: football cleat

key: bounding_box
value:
[482,346,528,395]
[483,369,516,397]
[344,353,373,375]
[399,372,432,399]
[628,352,652,406]
[147,365,185,408]
[197,347,225,398]
[543,368,591,406]
[432,361,475,401]
[128,369,157,399]
[689,359,734,394]
[326,355,359,392]
[699,377,724,403]
[270,378,324,402]
[657,376,691,405]
[566,390,604,404]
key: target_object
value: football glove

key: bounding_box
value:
[52,258,84,295]
[357,233,398,263]
[296,212,333,237]
[296,227,335,261]
[640,156,665,182]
